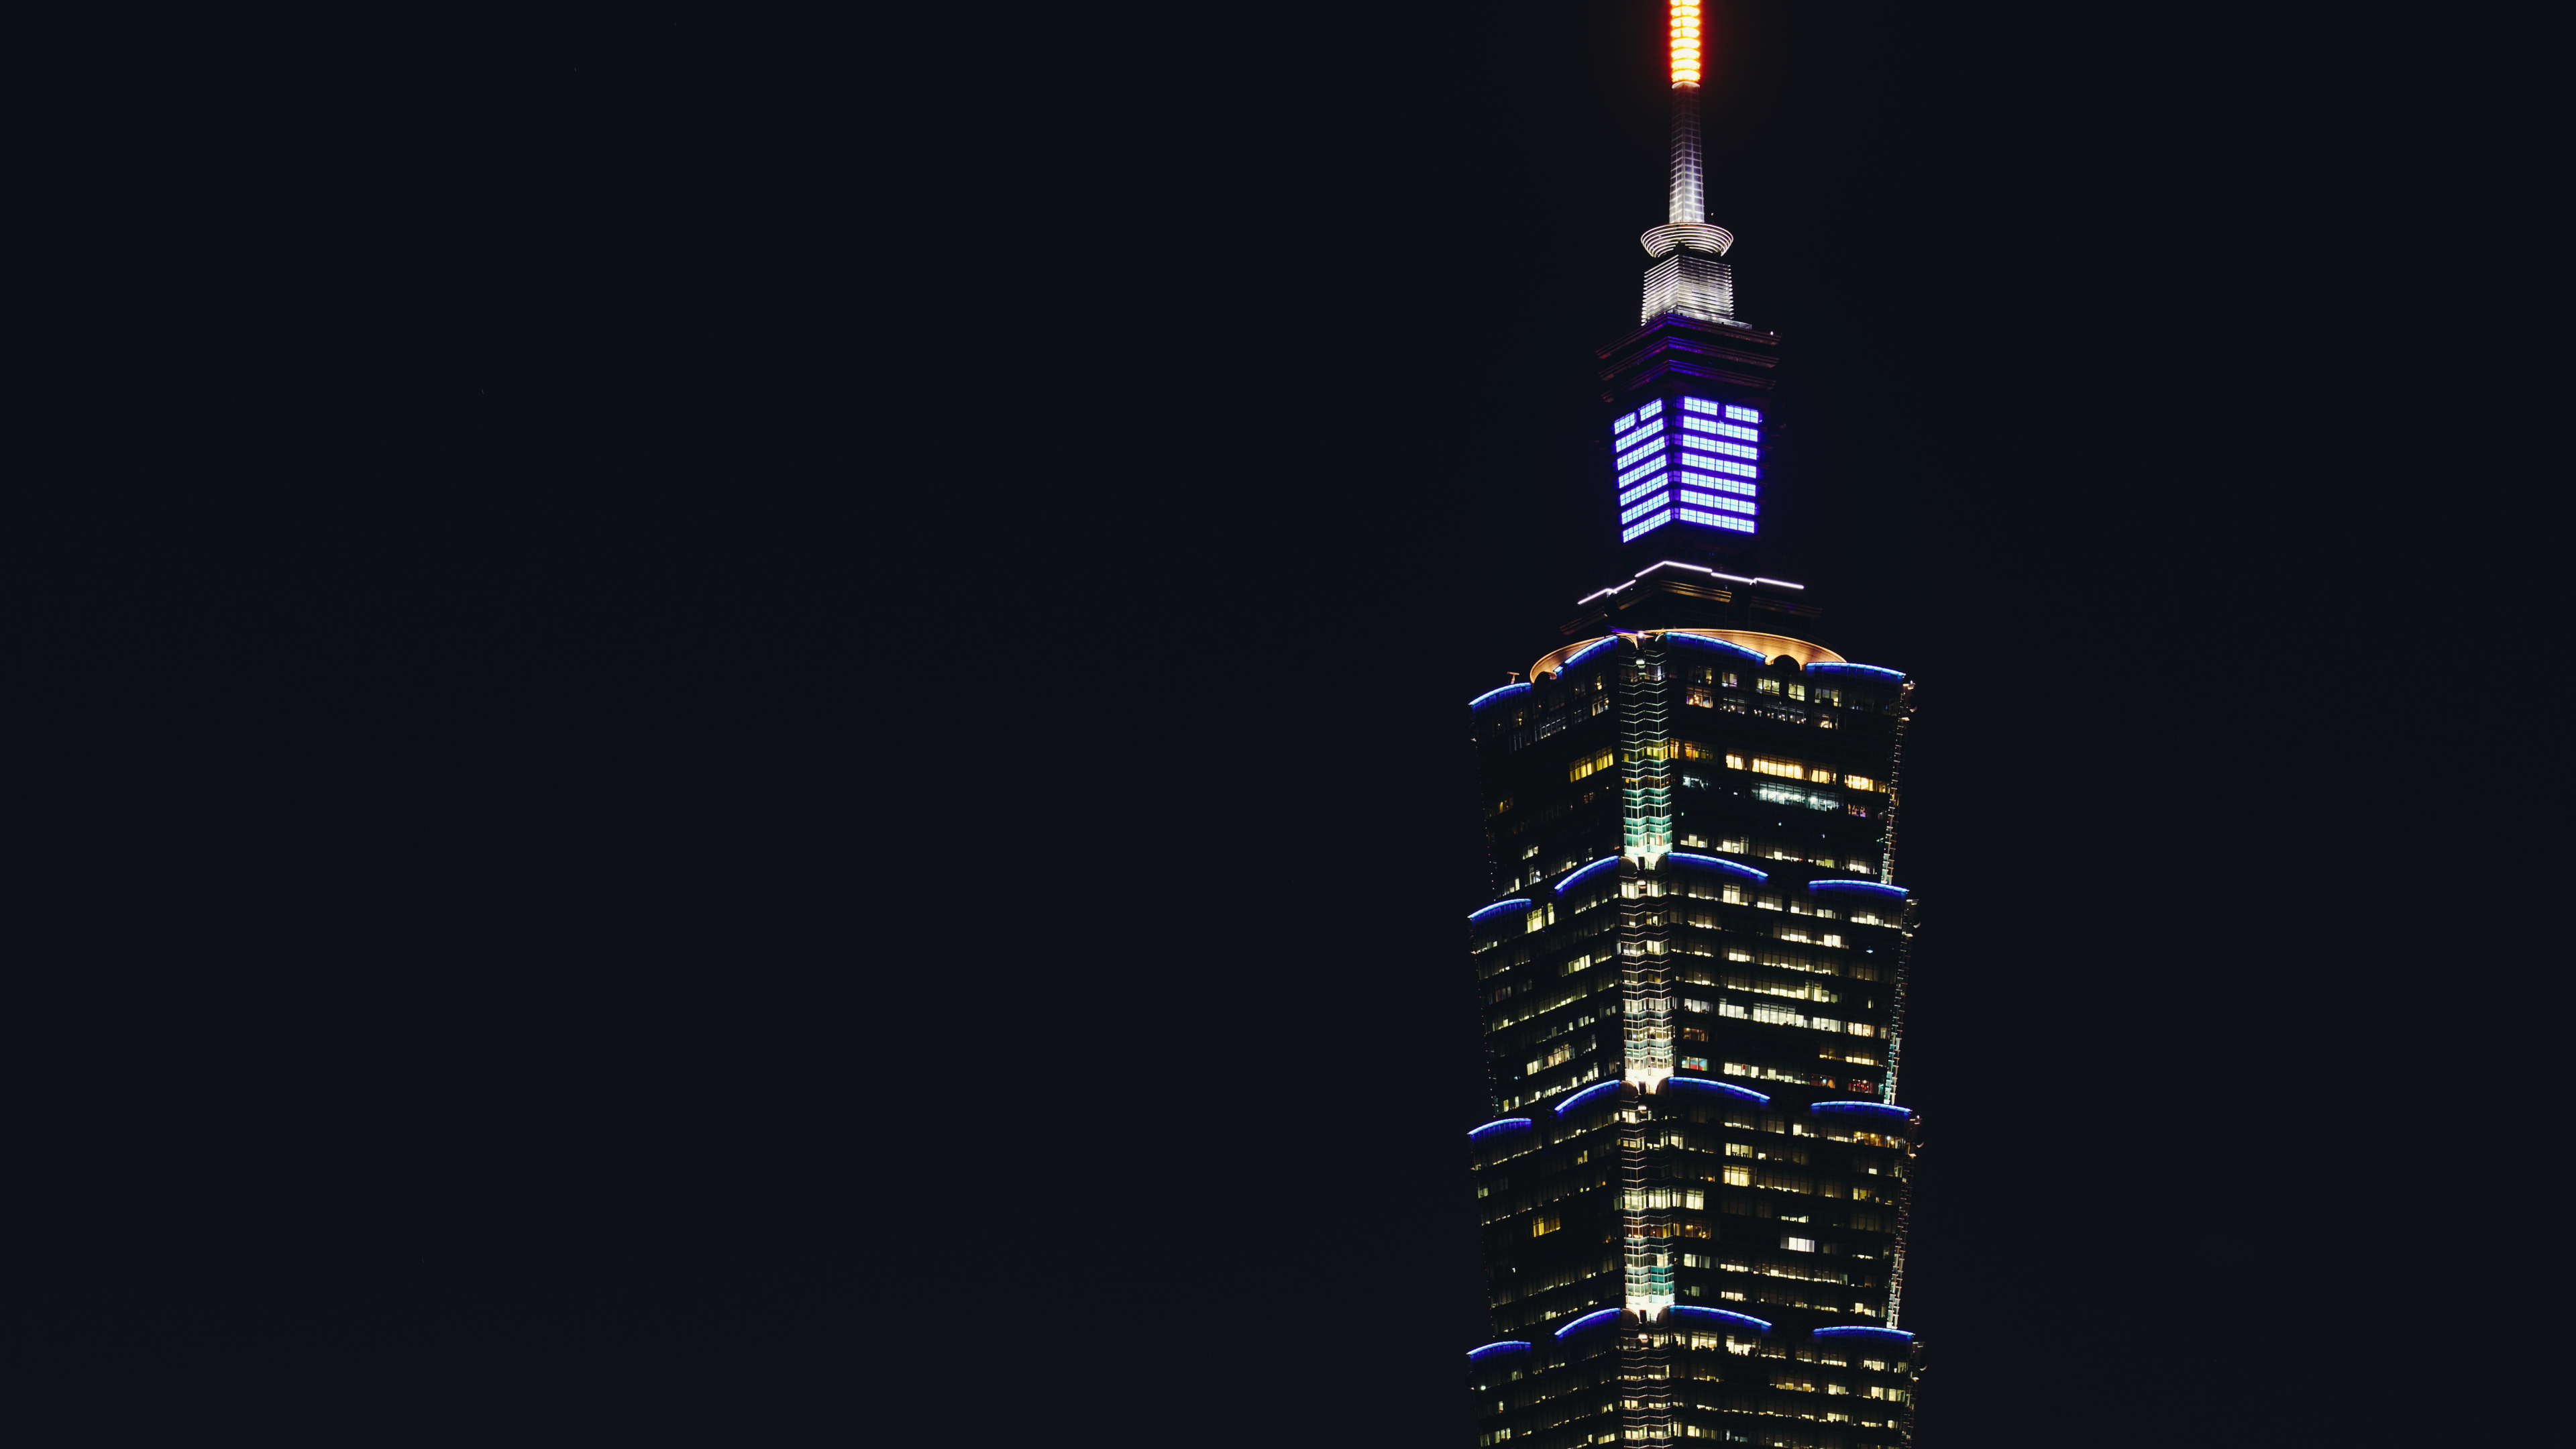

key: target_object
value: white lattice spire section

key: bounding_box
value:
[1668,10,1704,226]
[1642,0,1736,322]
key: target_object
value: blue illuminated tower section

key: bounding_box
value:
[1612,396,1766,543]
[1457,8,1925,1447]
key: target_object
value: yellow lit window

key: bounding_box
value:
[1788,684,1806,701]
[1757,678,1780,696]
[1724,753,1746,771]
[1722,1166,1750,1186]
[1569,748,1615,783]
[1808,767,1834,783]
[1750,757,1803,780]
[1843,774,1878,792]
[1533,1215,1561,1237]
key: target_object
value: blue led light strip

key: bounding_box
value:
[1468,899,1534,924]
[1664,633,1768,662]
[1556,856,1619,892]
[1563,637,1616,667]
[1669,1305,1772,1333]
[1807,662,1905,680]
[1808,879,1907,898]
[1468,1118,1534,1140]
[1810,1100,1910,1120]
[1621,511,1674,542]
[1554,1307,1622,1338]
[1669,852,1767,881]
[1554,1081,1619,1116]
[1812,1326,1914,1342]
[1678,509,1756,533]
[1468,683,1529,710]
[1664,1077,1771,1106]
[1468,1340,1534,1361]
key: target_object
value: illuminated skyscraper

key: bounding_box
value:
[1461,8,1923,1445]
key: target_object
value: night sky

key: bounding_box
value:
[28,3,2534,1444]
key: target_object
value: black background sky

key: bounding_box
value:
[25,3,2552,1444]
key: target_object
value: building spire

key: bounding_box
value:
[1640,0,1736,323]
[1668,3,1704,225]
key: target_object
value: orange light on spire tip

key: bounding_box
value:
[1669,0,1703,85]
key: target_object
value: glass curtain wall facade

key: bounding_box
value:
[1457,8,1927,1446]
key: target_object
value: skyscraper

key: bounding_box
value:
[1461,8,1923,1446]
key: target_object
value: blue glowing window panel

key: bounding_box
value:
[1615,442,1664,472]
[1681,420,1760,442]
[1676,472,1756,497]
[1554,1307,1622,1338]
[1680,398,1728,416]
[1469,898,1534,924]
[1469,1118,1534,1140]
[1618,474,1670,507]
[1617,456,1670,487]
[1621,511,1674,542]
[1670,1305,1773,1334]
[1812,1326,1914,1344]
[1564,637,1616,667]
[1682,455,1760,480]
[1670,852,1768,881]
[1666,633,1768,663]
[1556,856,1620,892]
[1620,493,1672,525]
[1677,492,1757,516]
[1639,399,1664,421]
[1807,662,1905,680]
[1678,436,1761,462]
[1468,1340,1534,1362]
[1614,409,1640,435]
[1724,405,1762,423]
[1811,1100,1911,1121]
[1468,682,1530,711]
[1554,1081,1619,1116]
[1665,1077,1772,1107]
[1808,879,1907,899]
[1678,508,1756,533]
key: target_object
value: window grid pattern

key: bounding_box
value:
[1609,394,1762,538]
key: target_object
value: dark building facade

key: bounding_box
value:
[1459,7,1924,1446]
